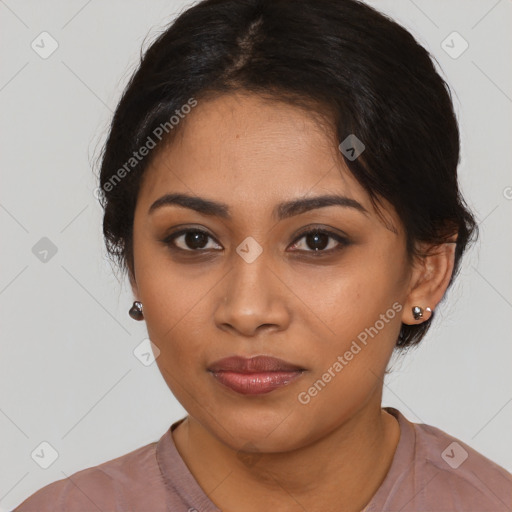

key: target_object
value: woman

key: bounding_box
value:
[14,0,512,510]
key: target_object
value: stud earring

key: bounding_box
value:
[129,301,144,320]
[412,306,432,320]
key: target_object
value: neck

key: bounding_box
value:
[172,398,400,512]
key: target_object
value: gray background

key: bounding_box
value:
[1,0,511,509]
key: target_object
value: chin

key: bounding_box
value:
[205,405,310,452]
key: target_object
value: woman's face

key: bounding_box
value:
[131,91,415,452]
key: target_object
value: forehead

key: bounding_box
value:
[136,92,377,221]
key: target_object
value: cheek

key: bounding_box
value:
[281,249,404,337]
[142,281,213,362]
[279,255,405,402]
[137,259,223,373]
[292,268,403,433]
[132,226,209,336]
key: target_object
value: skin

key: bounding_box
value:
[129,91,456,512]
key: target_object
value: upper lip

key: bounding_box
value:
[207,355,306,373]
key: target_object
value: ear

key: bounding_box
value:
[401,236,457,325]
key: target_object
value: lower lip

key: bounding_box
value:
[209,370,304,395]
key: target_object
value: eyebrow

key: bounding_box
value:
[148,192,368,220]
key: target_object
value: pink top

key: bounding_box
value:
[13,407,512,511]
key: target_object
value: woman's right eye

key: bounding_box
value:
[163,229,223,252]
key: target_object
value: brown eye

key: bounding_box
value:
[162,226,349,256]
[289,229,349,254]
[164,229,222,252]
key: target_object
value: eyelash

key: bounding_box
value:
[161,226,350,256]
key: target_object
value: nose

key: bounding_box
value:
[214,251,291,338]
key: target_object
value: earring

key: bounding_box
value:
[129,301,144,320]
[412,306,432,320]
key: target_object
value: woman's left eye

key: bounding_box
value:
[288,229,349,254]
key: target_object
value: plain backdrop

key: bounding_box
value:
[1,0,511,509]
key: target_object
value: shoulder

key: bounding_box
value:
[13,441,159,512]
[409,414,512,509]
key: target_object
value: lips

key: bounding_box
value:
[207,355,306,373]
[207,355,306,395]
